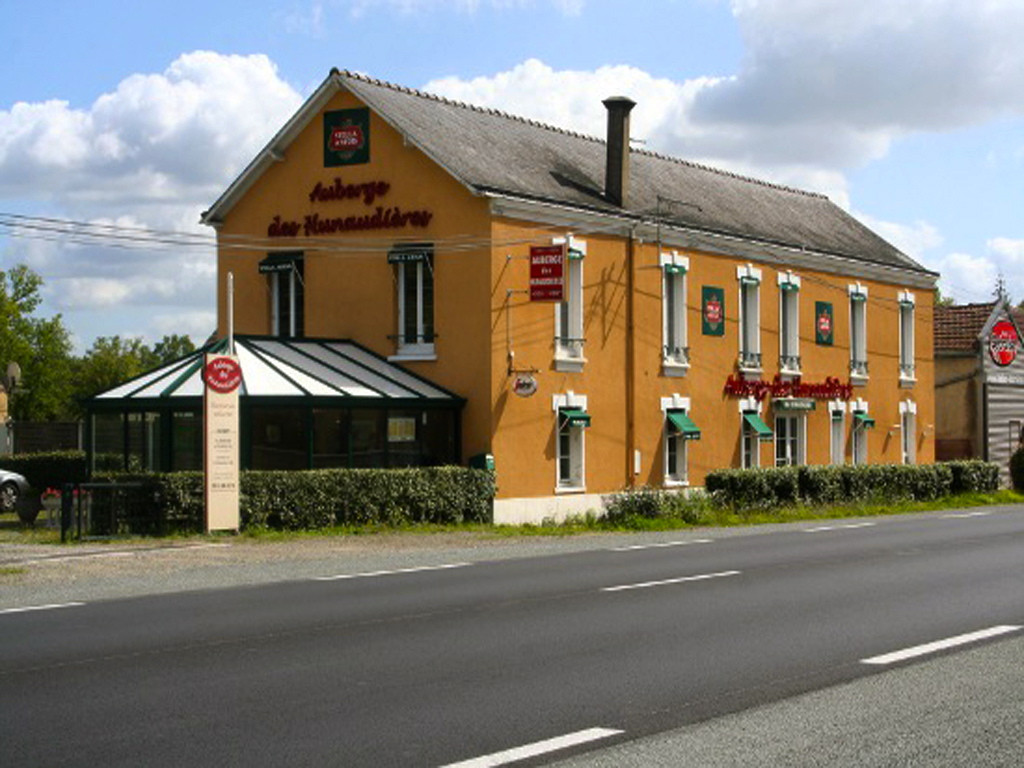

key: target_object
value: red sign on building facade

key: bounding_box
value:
[529,245,565,302]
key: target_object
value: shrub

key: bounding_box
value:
[3,450,88,495]
[602,486,708,525]
[1011,448,1024,492]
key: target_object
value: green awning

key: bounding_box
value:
[667,411,701,440]
[560,408,591,428]
[739,275,760,286]
[854,412,876,428]
[851,292,867,303]
[780,281,799,292]
[743,412,774,441]
[258,253,302,273]
[567,247,585,260]
[663,264,687,275]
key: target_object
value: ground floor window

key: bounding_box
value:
[900,401,917,465]
[774,414,804,467]
[741,411,772,468]
[664,409,700,484]
[829,408,845,465]
[852,410,874,465]
[557,407,589,489]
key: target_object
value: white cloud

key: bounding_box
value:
[0,51,302,342]
[854,215,943,263]
[935,252,1000,304]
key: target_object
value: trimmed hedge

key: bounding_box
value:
[602,485,707,525]
[85,466,496,532]
[704,460,996,513]
[1011,448,1024,492]
[2,450,89,494]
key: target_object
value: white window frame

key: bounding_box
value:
[394,254,435,360]
[899,400,917,464]
[898,290,916,386]
[737,264,762,373]
[828,401,846,465]
[660,251,690,375]
[848,283,869,383]
[739,397,762,469]
[554,236,586,372]
[774,412,806,467]
[661,394,691,486]
[553,391,587,491]
[778,271,801,375]
[270,259,304,338]
[851,397,870,465]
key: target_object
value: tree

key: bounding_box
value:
[150,334,196,365]
[0,265,74,421]
[69,334,197,417]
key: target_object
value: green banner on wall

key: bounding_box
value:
[324,108,371,167]
[815,301,834,345]
[702,286,725,336]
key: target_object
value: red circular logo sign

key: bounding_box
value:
[990,320,1019,367]
[204,357,243,394]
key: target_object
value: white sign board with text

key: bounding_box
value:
[204,354,241,532]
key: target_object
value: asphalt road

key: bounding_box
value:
[3,507,1024,766]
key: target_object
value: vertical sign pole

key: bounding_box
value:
[204,354,241,532]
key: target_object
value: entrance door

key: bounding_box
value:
[775,414,801,467]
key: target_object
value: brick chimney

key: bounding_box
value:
[603,96,636,207]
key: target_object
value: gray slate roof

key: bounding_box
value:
[203,70,932,278]
[341,72,929,276]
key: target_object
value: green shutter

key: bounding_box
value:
[743,412,774,441]
[854,412,875,428]
[667,411,701,440]
[560,408,591,428]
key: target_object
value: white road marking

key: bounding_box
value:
[941,511,992,519]
[312,562,472,581]
[439,727,624,767]
[601,570,740,593]
[610,538,713,552]
[802,522,876,533]
[0,602,86,616]
[861,625,1022,665]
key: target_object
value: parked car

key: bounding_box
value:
[0,469,30,513]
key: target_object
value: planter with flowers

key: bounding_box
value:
[39,488,62,526]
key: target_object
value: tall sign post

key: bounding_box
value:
[204,354,241,532]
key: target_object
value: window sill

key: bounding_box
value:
[778,368,802,379]
[389,353,438,363]
[554,356,586,373]
[739,366,763,381]
[661,360,690,378]
[555,485,586,495]
[851,374,869,387]
[899,376,917,389]
[664,479,689,488]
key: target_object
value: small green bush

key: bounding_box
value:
[602,486,708,525]
[1010,448,1024,492]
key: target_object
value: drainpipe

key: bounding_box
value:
[626,229,637,488]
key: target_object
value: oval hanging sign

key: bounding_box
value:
[204,356,243,394]
[990,319,1020,367]
[512,374,538,398]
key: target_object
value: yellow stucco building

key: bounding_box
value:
[198,69,937,522]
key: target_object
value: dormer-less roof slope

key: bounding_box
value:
[203,70,933,279]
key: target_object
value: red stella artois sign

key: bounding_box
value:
[724,374,853,402]
[818,311,831,336]
[705,296,722,324]
[204,357,243,394]
[990,319,1020,367]
[330,124,365,152]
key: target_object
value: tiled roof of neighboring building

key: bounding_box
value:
[934,302,1024,353]
[203,70,936,280]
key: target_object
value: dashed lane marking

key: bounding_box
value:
[439,727,624,767]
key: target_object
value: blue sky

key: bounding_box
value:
[2,0,1023,351]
